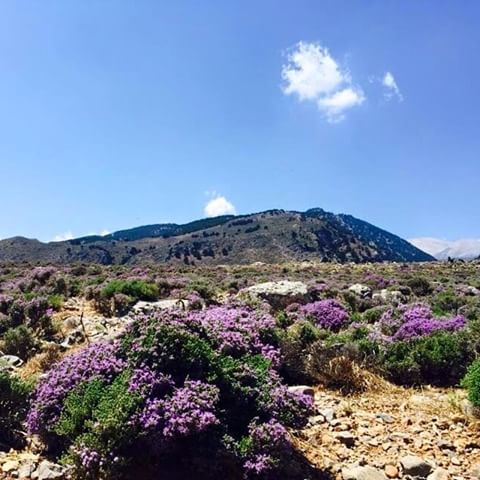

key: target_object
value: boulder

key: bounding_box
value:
[372,289,405,304]
[399,455,432,477]
[348,284,372,299]
[132,299,189,314]
[242,281,310,308]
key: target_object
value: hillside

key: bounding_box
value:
[0,208,434,264]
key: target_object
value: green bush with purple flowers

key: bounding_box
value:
[27,306,313,478]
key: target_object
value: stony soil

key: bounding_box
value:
[294,385,480,479]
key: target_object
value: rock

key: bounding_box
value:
[427,468,450,480]
[18,461,36,479]
[2,460,19,472]
[400,455,433,478]
[288,385,314,397]
[461,285,480,296]
[384,465,399,478]
[436,439,455,450]
[336,432,356,448]
[32,460,64,480]
[376,413,394,424]
[372,290,405,304]
[132,299,189,314]
[450,457,460,466]
[470,464,480,479]
[320,407,336,423]
[0,354,23,369]
[348,284,372,298]
[60,328,84,348]
[242,281,310,308]
[342,466,387,480]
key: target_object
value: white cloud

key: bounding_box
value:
[281,41,365,123]
[382,71,403,102]
[204,195,237,217]
[409,237,480,260]
[317,87,365,123]
[100,229,110,236]
[53,231,74,242]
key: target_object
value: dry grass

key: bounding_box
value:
[308,352,399,396]
[19,343,62,380]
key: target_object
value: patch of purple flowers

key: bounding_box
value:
[27,342,126,434]
[372,304,466,342]
[300,299,349,330]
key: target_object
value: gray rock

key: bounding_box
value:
[0,354,23,370]
[427,468,449,480]
[32,460,64,480]
[372,289,405,304]
[376,413,394,424]
[132,299,189,314]
[288,385,315,397]
[348,284,372,299]
[18,461,36,479]
[320,407,336,423]
[400,455,432,478]
[242,281,310,308]
[342,466,387,480]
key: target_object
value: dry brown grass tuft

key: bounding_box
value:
[19,343,62,379]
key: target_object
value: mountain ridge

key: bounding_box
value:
[0,208,434,264]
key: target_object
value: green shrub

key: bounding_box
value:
[406,277,433,297]
[102,280,159,302]
[48,294,65,311]
[363,306,388,324]
[1,325,37,359]
[0,372,32,447]
[462,359,480,407]
[432,290,466,315]
[380,331,473,386]
[278,321,323,383]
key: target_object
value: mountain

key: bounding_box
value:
[409,237,480,260]
[0,208,434,265]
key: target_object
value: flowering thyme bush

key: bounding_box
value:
[373,304,466,342]
[300,299,349,331]
[28,306,313,479]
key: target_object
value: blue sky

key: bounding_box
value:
[0,1,479,243]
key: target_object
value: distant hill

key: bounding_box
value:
[0,208,435,265]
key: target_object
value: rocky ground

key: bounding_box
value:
[294,385,480,480]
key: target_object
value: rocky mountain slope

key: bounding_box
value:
[0,208,434,265]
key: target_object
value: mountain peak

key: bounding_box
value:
[0,209,434,265]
